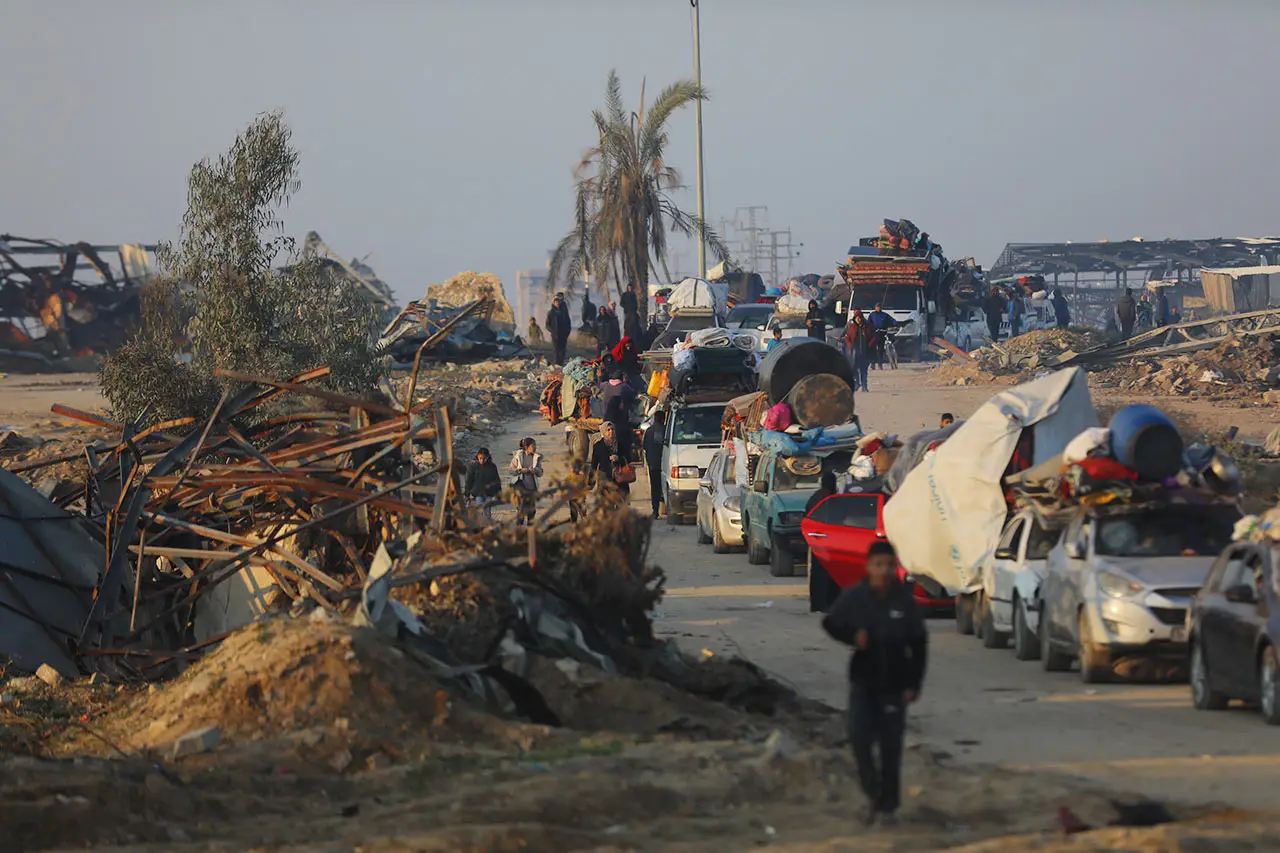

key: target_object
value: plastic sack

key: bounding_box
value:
[761,401,794,432]
[1063,427,1111,464]
[647,369,668,398]
[672,348,696,371]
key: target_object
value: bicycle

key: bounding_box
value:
[881,328,901,370]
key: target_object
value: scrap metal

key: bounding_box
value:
[1054,307,1280,368]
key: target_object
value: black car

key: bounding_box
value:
[1187,540,1280,724]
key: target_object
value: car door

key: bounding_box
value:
[747,456,773,541]
[1049,514,1088,645]
[698,453,720,529]
[801,493,883,589]
[1198,546,1245,687]
[989,517,1026,619]
[1223,547,1268,696]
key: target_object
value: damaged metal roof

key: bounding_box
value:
[990,237,1280,278]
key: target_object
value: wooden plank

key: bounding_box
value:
[930,337,974,361]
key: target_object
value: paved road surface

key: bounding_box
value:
[500,365,1278,811]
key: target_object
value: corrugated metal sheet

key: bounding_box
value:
[1200,268,1280,314]
[0,469,103,676]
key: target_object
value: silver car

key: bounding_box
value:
[1038,503,1239,683]
[695,448,743,553]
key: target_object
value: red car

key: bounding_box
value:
[801,491,953,614]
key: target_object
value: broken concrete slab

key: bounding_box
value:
[35,663,64,688]
[171,725,221,759]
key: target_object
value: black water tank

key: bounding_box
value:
[759,338,856,404]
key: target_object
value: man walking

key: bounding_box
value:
[823,540,927,826]
[643,409,667,517]
[982,287,1004,342]
[621,283,642,341]
[546,293,572,365]
[866,303,896,370]
[1116,289,1137,339]
[1051,288,1070,329]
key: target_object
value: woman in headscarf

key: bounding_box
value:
[805,300,827,340]
[508,437,543,526]
[610,336,642,383]
[590,420,632,499]
[844,309,874,391]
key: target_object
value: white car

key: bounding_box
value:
[724,304,775,352]
[695,448,744,552]
[970,509,1062,660]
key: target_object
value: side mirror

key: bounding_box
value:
[1065,541,1084,559]
[698,477,713,490]
[1224,584,1257,604]
[928,300,937,312]
[754,479,768,494]
[994,548,1014,560]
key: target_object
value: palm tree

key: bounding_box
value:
[548,70,730,321]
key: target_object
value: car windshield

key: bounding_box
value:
[726,306,772,329]
[671,408,722,445]
[1095,507,1238,558]
[1025,522,1060,560]
[772,315,809,330]
[773,461,822,491]
[851,285,919,311]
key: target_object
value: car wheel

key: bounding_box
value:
[955,593,975,635]
[769,530,793,577]
[1190,638,1228,711]
[696,512,712,545]
[809,555,839,613]
[1260,646,1280,725]
[1077,610,1112,683]
[745,518,768,565]
[1041,608,1072,672]
[1012,596,1041,661]
[712,515,730,554]
[981,596,1010,650]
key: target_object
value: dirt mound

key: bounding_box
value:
[425,271,515,333]
[931,328,1107,386]
[1096,336,1280,400]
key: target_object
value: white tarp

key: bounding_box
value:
[883,368,1098,595]
[668,277,728,316]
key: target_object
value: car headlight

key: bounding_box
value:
[778,511,804,525]
[724,496,741,512]
[674,466,701,479]
[1096,570,1144,599]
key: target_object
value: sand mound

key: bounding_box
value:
[425,271,515,333]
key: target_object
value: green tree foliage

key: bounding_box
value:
[548,71,730,315]
[101,111,383,424]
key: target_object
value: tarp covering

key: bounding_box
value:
[0,469,104,676]
[883,368,1098,595]
[668,277,728,317]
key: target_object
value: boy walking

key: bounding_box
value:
[822,541,928,826]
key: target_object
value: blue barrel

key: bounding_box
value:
[1107,405,1183,480]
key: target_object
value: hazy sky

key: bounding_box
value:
[3,1,1278,306]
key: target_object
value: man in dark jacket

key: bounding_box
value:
[546,293,572,365]
[621,284,641,341]
[805,300,827,340]
[982,288,1004,342]
[1155,289,1171,327]
[1116,289,1137,339]
[804,471,837,517]
[643,409,667,516]
[1051,288,1070,329]
[463,447,502,521]
[594,306,613,356]
[823,540,927,826]
[866,304,897,370]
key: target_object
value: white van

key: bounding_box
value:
[660,401,727,524]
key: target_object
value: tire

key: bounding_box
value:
[1260,646,1280,726]
[1012,596,1041,661]
[769,531,793,577]
[696,513,712,545]
[745,517,768,565]
[809,556,839,613]
[1040,609,1073,672]
[955,593,975,635]
[1077,610,1112,683]
[712,514,730,554]
[1190,638,1228,711]
[981,597,1010,649]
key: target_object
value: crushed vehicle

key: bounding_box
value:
[695,445,744,553]
[1188,524,1280,724]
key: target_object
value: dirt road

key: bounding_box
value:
[500,364,1279,812]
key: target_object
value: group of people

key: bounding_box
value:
[1115,288,1176,339]
[979,286,1075,341]
[842,304,898,391]
[530,285,649,366]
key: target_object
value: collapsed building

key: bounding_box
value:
[0,235,156,368]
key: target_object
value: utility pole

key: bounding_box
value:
[692,0,707,278]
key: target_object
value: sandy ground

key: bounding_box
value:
[494,365,1280,813]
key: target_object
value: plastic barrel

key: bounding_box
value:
[1107,404,1183,481]
[758,337,856,404]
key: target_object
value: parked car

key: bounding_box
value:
[1187,541,1280,724]
[1039,502,1240,682]
[724,304,775,352]
[742,450,851,578]
[695,448,744,553]
[660,401,729,525]
[964,509,1062,659]
[801,491,953,614]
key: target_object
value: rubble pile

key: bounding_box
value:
[933,328,1108,386]
[1094,335,1280,401]
[425,271,515,335]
